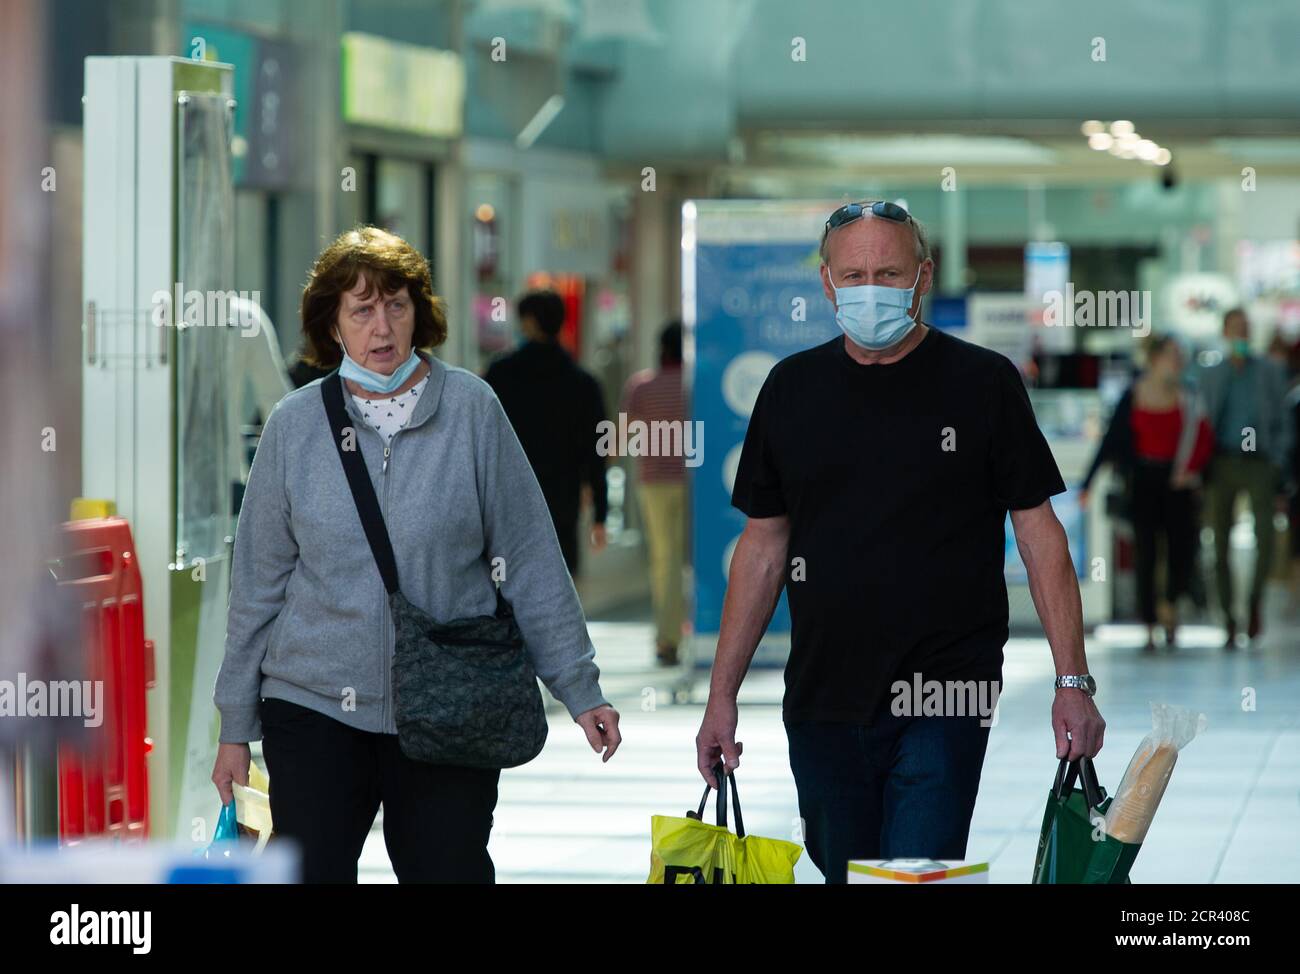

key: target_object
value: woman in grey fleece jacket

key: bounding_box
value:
[211,227,621,883]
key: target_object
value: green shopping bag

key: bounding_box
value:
[648,764,802,884]
[1032,757,1140,884]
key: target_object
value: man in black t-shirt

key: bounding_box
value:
[695,200,1106,883]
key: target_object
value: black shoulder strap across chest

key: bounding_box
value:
[321,370,400,594]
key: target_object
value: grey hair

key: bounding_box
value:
[819,204,932,267]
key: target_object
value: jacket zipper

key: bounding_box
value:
[345,403,392,732]
[347,376,433,734]
[381,439,392,732]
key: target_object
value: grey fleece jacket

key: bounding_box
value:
[213,350,608,743]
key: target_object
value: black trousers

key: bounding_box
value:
[259,696,500,884]
[1130,461,1197,625]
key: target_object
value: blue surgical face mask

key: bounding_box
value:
[336,335,421,394]
[827,265,923,351]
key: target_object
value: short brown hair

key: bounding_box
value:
[1222,306,1248,329]
[1142,332,1179,364]
[299,226,447,368]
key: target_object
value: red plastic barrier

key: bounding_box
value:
[53,517,154,842]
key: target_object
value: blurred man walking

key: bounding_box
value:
[1200,308,1295,646]
[486,290,609,577]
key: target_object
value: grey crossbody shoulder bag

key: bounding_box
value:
[321,370,548,769]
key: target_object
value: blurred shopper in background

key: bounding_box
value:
[212,228,619,883]
[1080,335,1213,651]
[1285,340,1300,616]
[1200,308,1295,647]
[287,354,331,389]
[1267,331,1293,370]
[697,200,1104,883]
[622,320,687,666]
[485,290,610,577]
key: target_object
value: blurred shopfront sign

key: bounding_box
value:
[341,32,464,138]
[1164,273,1239,341]
[928,295,968,337]
[523,182,613,277]
[1025,241,1073,353]
[968,292,1032,364]
[181,24,304,188]
[244,40,302,189]
[1236,239,1300,300]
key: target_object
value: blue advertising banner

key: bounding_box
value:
[685,203,839,658]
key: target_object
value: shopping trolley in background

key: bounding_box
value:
[49,512,155,842]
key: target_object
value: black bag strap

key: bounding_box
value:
[1052,756,1106,810]
[695,763,746,838]
[321,371,400,595]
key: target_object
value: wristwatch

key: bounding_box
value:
[1055,674,1097,697]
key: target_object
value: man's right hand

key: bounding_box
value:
[211,742,251,806]
[696,698,742,788]
[695,514,787,789]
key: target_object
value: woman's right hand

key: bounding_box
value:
[211,743,251,805]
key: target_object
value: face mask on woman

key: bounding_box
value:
[335,336,421,394]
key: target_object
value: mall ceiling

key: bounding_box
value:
[465,0,1300,166]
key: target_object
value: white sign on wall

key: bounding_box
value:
[341,32,465,137]
[1165,273,1239,340]
[968,293,1032,363]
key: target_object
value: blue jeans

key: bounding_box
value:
[786,712,992,883]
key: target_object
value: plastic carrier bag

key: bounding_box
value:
[1032,755,1137,884]
[648,765,802,884]
[1103,703,1207,844]
[201,759,274,858]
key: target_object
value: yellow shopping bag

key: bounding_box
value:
[648,765,802,884]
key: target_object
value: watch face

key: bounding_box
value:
[1083,675,1097,695]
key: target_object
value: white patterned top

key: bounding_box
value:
[350,374,430,445]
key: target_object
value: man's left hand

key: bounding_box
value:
[1052,689,1105,761]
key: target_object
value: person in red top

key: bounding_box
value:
[1081,335,1213,650]
[622,321,687,665]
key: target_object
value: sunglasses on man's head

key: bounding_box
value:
[824,200,912,234]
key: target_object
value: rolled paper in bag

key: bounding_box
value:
[1103,703,1206,844]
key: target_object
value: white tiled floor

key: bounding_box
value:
[360,596,1300,884]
